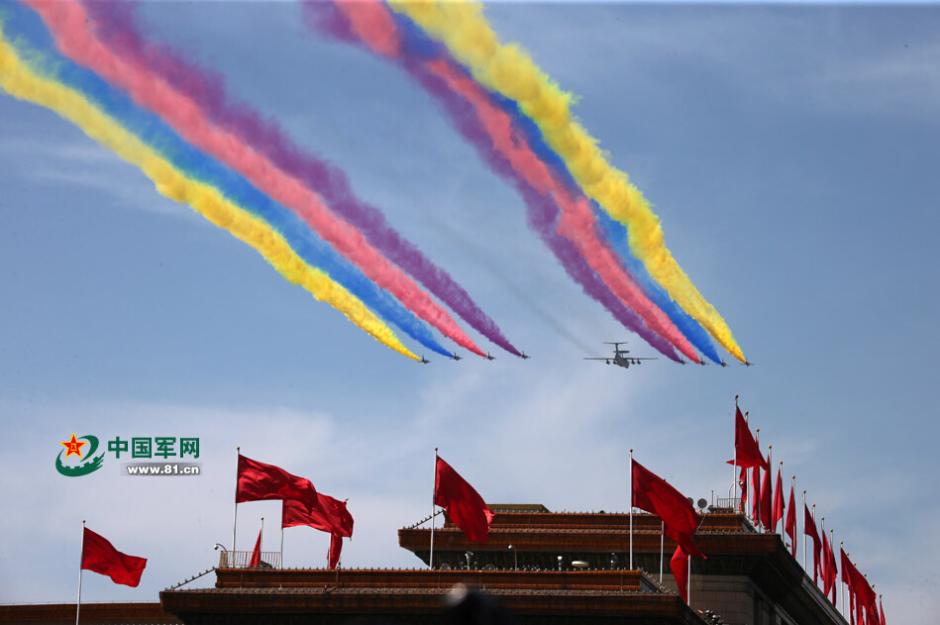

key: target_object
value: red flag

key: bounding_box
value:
[759,455,772,529]
[434,455,494,543]
[841,548,856,625]
[804,505,821,583]
[822,531,837,601]
[843,551,878,625]
[879,596,885,625]
[327,533,343,569]
[81,527,147,587]
[738,466,748,513]
[726,406,768,469]
[670,545,689,604]
[828,539,838,604]
[771,468,784,532]
[631,459,705,558]
[785,484,797,557]
[282,493,354,538]
[248,527,262,567]
[751,464,761,522]
[236,454,317,506]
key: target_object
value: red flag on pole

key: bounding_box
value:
[785,484,797,557]
[327,533,343,569]
[843,550,878,625]
[804,505,821,583]
[631,459,705,558]
[248,527,262,567]
[80,527,147,587]
[841,548,856,624]
[282,493,354,538]
[726,407,768,469]
[236,454,317,506]
[738,466,748,513]
[434,456,494,543]
[751,464,761,523]
[822,531,837,600]
[759,455,772,529]
[669,545,689,604]
[879,596,886,625]
[771,468,784,532]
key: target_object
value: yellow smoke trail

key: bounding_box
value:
[389,0,746,363]
[0,33,420,361]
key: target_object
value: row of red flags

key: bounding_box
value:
[730,400,886,625]
[427,449,707,606]
[76,416,886,625]
[236,453,354,569]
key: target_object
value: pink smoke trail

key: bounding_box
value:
[331,1,701,363]
[30,0,487,358]
[78,0,522,358]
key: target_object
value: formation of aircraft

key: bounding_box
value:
[584,342,656,369]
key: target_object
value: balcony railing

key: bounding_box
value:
[218,550,282,569]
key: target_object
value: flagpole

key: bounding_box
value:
[429,447,438,570]
[659,520,664,583]
[840,541,846,616]
[732,395,738,512]
[687,549,692,608]
[279,526,284,569]
[75,520,85,625]
[766,444,773,534]
[821,516,826,591]
[829,528,835,604]
[232,446,240,559]
[754,428,761,529]
[802,491,807,570]
[629,448,634,570]
[744,411,750,519]
[812,504,818,584]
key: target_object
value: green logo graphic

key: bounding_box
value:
[55,433,105,477]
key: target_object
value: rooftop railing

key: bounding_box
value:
[218,550,282,569]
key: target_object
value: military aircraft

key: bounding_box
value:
[584,342,656,369]
[420,356,431,364]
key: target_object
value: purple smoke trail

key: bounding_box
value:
[81,1,521,357]
[306,2,682,362]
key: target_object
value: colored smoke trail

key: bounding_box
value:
[422,57,701,364]
[78,0,521,359]
[308,1,682,362]
[387,0,746,364]
[3,6,457,360]
[0,23,420,361]
[308,1,694,362]
[489,80,723,364]
[26,0,483,359]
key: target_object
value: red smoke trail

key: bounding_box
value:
[79,0,522,358]
[332,1,701,363]
[31,0,487,358]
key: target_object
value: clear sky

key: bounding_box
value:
[0,2,937,623]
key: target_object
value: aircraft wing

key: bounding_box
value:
[583,357,609,361]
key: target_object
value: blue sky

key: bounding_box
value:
[0,2,937,622]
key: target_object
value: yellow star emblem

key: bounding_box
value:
[61,433,86,459]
